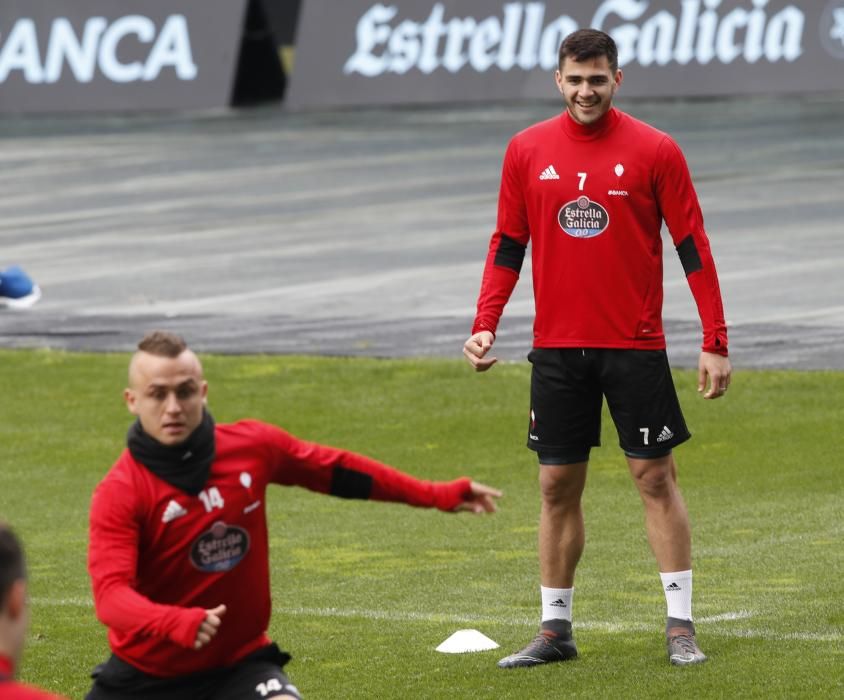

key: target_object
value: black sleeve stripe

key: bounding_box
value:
[330,466,373,500]
[493,234,527,273]
[676,235,703,276]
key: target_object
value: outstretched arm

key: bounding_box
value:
[256,422,502,513]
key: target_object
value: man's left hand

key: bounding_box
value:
[698,351,732,399]
[453,481,502,514]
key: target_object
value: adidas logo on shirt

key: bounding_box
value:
[539,165,560,180]
[656,425,674,443]
[162,499,188,523]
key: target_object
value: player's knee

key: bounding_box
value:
[538,468,583,507]
[632,463,675,500]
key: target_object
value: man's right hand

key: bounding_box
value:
[463,331,497,372]
[194,604,226,649]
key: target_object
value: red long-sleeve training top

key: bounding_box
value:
[88,419,472,677]
[472,107,728,355]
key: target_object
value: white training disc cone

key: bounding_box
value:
[436,629,500,653]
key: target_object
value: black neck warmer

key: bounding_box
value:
[127,410,216,495]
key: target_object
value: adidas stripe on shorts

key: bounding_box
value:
[527,348,691,463]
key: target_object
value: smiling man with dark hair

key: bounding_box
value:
[464,28,731,668]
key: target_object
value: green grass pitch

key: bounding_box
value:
[1,349,842,698]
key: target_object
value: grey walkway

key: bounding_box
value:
[2,94,843,369]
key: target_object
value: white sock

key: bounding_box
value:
[541,586,573,623]
[660,570,693,621]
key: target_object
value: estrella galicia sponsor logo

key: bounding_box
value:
[190,520,250,573]
[343,1,806,77]
[558,196,609,239]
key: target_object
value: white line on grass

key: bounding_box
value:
[272,607,840,642]
[698,611,754,622]
[32,599,840,643]
[33,597,93,607]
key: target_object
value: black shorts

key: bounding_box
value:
[86,643,301,700]
[527,348,690,463]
